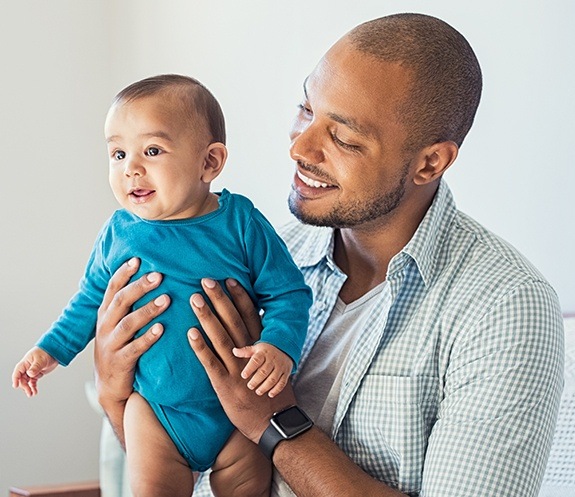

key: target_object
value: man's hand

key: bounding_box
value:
[189,278,404,497]
[94,257,169,443]
[187,278,296,444]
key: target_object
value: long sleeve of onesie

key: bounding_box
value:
[36,222,111,365]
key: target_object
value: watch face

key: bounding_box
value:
[272,406,313,438]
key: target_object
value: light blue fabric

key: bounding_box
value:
[196,179,564,496]
[39,189,312,470]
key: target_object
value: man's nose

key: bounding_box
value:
[289,122,325,166]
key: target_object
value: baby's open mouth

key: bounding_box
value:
[128,188,156,203]
[130,189,155,197]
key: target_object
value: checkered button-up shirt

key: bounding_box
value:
[195,180,564,496]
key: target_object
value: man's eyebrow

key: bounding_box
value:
[327,112,374,139]
[303,77,375,139]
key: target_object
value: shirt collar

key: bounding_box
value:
[291,225,334,269]
[397,179,457,287]
[291,179,457,287]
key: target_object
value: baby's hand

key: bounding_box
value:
[233,343,293,398]
[12,347,59,397]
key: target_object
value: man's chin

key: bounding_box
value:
[288,202,336,228]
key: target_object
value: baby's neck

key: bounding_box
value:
[195,191,220,217]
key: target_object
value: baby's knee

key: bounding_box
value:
[210,429,272,497]
[210,461,271,497]
[211,474,270,497]
[130,472,194,497]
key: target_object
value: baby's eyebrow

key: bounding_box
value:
[105,131,174,143]
[141,131,174,142]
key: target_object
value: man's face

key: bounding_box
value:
[288,38,416,229]
[105,95,212,221]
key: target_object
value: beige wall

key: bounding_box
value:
[1,0,574,493]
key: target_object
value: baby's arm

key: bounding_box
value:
[233,343,293,398]
[12,347,59,397]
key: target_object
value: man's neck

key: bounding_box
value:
[334,185,436,304]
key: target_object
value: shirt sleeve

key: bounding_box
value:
[243,208,313,368]
[421,280,564,497]
[36,220,113,366]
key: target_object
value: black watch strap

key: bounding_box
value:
[259,405,314,460]
[259,421,286,460]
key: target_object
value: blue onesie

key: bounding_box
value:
[37,189,312,471]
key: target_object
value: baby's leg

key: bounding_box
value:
[210,429,271,497]
[124,392,195,497]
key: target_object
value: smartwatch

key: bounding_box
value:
[259,405,314,460]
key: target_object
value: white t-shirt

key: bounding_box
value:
[272,281,389,497]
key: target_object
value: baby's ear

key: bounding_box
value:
[201,142,228,183]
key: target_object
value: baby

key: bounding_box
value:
[12,74,312,497]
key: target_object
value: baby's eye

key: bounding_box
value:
[113,150,126,160]
[146,147,161,157]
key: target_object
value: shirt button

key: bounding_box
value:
[316,301,326,311]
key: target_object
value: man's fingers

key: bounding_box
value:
[225,278,263,343]
[122,323,164,362]
[201,279,252,348]
[99,269,163,340]
[114,294,170,343]
[99,258,140,316]
[109,272,163,317]
[187,327,226,379]
[190,293,238,359]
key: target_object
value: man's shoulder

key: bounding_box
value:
[434,208,562,328]
[451,210,548,285]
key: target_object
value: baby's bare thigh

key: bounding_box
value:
[211,430,271,497]
[124,392,195,497]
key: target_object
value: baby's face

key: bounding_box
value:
[105,94,213,220]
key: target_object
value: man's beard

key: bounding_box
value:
[288,161,410,229]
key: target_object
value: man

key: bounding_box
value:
[95,13,564,497]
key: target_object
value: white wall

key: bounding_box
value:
[1,0,573,492]
[0,1,114,492]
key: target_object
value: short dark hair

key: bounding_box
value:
[349,13,482,150]
[113,74,226,144]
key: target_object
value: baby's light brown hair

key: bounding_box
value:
[113,74,226,144]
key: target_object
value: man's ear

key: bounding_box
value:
[413,140,458,185]
[201,142,228,183]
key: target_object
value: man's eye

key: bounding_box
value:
[297,103,313,116]
[331,133,360,152]
[113,150,125,160]
[146,147,161,156]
